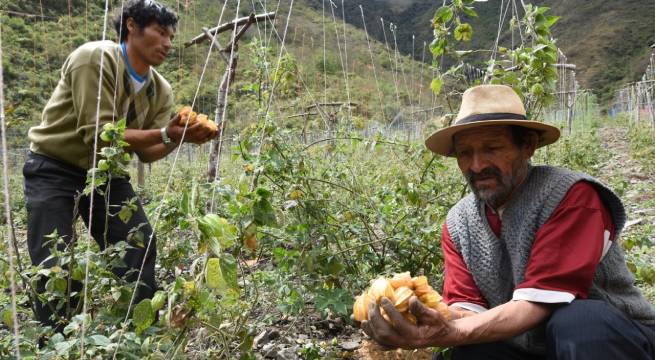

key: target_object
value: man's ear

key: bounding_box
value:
[125,17,136,37]
[523,131,539,158]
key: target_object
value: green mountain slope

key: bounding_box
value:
[321,0,655,103]
[0,0,435,147]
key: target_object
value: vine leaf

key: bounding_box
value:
[253,188,277,226]
[205,258,226,290]
[431,78,443,96]
[133,299,155,335]
[197,214,237,256]
[434,6,453,23]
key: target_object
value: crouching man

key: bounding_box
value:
[360,85,655,359]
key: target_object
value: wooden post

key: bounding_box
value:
[186,13,275,183]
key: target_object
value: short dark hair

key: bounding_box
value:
[508,125,540,148]
[113,0,178,43]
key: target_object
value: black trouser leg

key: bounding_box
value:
[24,152,157,327]
[435,299,655,360]
[433,341,544,360]
[23,153,86,329]
[546,299,655,360]
[77,176,157,302]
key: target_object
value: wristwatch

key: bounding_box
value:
[160,127,176,147]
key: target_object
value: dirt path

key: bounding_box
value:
[597,127,655,238]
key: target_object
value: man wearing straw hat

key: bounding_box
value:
[361,85,655,359]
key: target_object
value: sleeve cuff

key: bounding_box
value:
[512,288,575,303]
[450,302,488,313]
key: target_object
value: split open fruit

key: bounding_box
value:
[352,272,450,324]
[177,106,218,136]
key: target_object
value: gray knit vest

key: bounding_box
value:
[446,165,655,354]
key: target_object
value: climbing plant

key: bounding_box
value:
[430,0,560,119]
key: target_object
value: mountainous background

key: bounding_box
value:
[315,0,655,104]
[1,0,654,142]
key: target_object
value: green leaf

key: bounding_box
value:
[462,6,478,18]
[133,299,155,335]
[97,159,109,171]
[253,190,277,226]
[151,291,167,311]
[100,132,111,142]
[71,266,85,281]
[546,15,560,27]
[118,205,133,224]
[55,340,76,356]
[535,6,550,15]
[454,23,473,42]
[434,6,453,23]
[116,118,127,129]
[430,38,448,57]
[530,83,545,96]
[197,214,238,253]
[89,335,111,347]
[2,309,13,328]
[430,78,443,95]
[205,257,226,290]
[46,277,67,294]
[181,190,191,216]
[220,254,239,291]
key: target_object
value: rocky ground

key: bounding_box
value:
[598,127,655,234]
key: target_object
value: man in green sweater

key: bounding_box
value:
[24,0,212,329]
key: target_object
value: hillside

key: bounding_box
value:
[0,0,436,148]
[319,0,655,104]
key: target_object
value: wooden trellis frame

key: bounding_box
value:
[185,12,276,182]
[612,44,655,132]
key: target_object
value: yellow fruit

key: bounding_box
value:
[368,277,395,304]
[412,276,428,288]
[380,307,391,323]
[178,106,198,126]
[196,113,208,123]
[244,164,255,173]
[353,292,371,322]
[197,114,218,135]
[390,272,413,289]
[434,301,451,321]
[419,292,441,309]
[414,283,433,297]
[393,286,413,313]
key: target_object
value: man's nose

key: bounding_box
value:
[162,37,172,50]
[469,152,487,173]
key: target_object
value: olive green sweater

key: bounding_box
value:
[29,40,174,170]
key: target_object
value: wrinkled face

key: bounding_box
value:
[127,19,175,67]
[453,126,535,208]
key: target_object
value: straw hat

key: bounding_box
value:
[425,84,560,156]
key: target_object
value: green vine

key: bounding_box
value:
[430,1,560,119]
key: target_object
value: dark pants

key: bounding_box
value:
[23,152,157,329]
[435,300,655,360]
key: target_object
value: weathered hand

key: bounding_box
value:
[360,296,459,349]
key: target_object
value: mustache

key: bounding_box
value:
[466,167,502,184]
